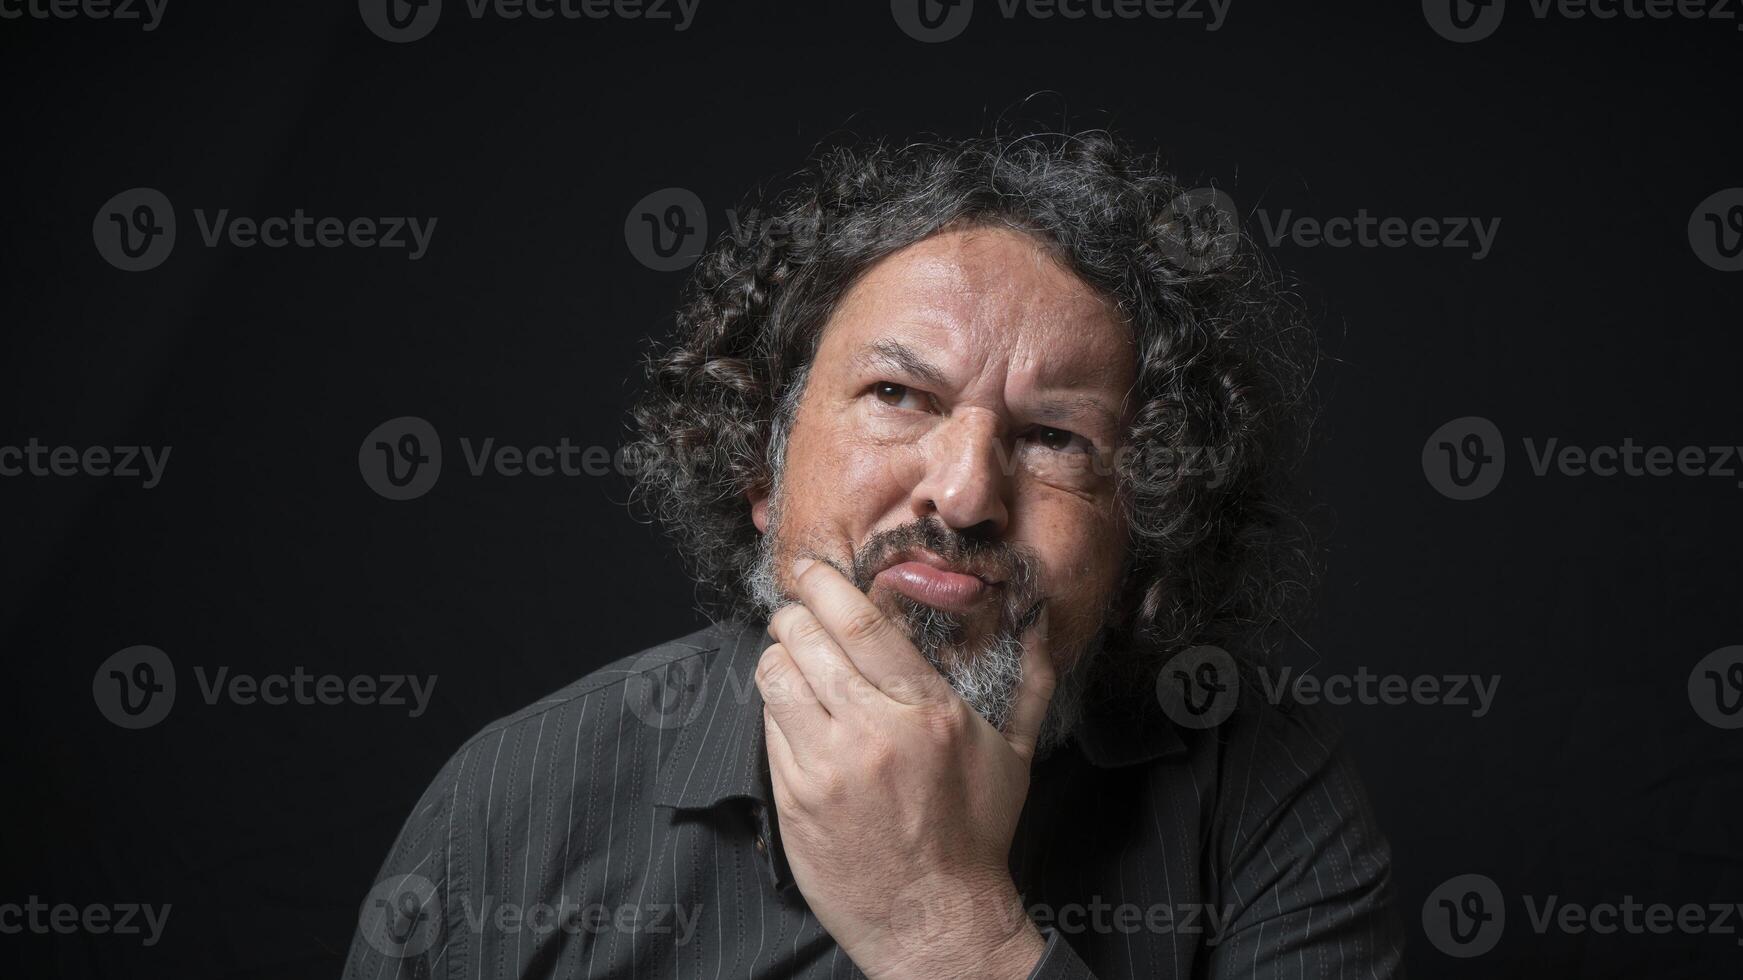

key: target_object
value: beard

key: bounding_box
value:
[747,497,1096,758]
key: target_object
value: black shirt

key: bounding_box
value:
[344,618,1406,978]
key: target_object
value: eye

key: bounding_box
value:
[1028,426,1092,454]
[870,382,931,412]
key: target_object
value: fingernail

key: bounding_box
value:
[791,556,815,578]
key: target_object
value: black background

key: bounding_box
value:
[3,1,1740,977]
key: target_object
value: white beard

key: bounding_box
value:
[746,509,1095,758]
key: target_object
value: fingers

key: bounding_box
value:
[789,557,949,706]
[763,703,800,783]
[767,602,883,716]
[755,641,829,746]
[1001,604,1056,759]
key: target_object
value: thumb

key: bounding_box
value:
[1003,603,1056,759]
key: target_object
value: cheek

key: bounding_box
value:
[1016,492,1126,631]
[778,412,922,537]
[1019,481,1124,570]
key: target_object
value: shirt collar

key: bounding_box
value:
[650,616,773,810]
[1069,691,1189,768]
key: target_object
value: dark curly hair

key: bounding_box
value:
[625,130,1317,688]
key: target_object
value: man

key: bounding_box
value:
[345,132,1406,978]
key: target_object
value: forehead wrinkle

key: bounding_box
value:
[821,227,1134,417]
[864,226,1100,338]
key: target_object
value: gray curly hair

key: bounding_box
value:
[624,130,1317,691]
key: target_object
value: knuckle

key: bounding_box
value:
[920,705,967,743]
[773,783,805,815]
[815,767,850,800]
[840,608,888,645]
[848,676,881,708]
[862,734,896,771]
[794,619,830,647]
[885,675,931,704]
[755,646,792,690]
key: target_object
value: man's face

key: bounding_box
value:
[749,225,1134,738]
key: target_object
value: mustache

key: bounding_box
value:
[844,518,1047,637]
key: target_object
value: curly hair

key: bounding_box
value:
[625,130,1317,688]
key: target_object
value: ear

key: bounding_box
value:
[748,486,770,534]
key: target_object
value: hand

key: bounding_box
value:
[756,557,1055,980]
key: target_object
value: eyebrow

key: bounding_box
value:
[852,338,1123,438]
[853,339,951,390]
[1030,393,1122,437]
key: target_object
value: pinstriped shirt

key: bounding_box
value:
[343,617,1406,979]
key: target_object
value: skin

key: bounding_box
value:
[747,225,1137,978]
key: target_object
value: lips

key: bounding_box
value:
[870,549,999,615]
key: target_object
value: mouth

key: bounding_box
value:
[869,548,1002,616]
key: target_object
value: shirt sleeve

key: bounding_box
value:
[341,745,473,980]
[1201,700,1408,979]
[1026,924,1099,979]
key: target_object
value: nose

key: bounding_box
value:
[908,408,1011,537]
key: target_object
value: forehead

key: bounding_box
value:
[816,225,1133,388]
